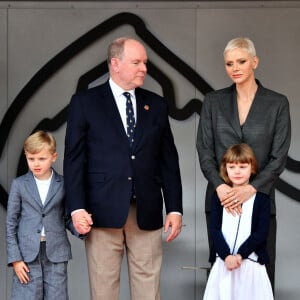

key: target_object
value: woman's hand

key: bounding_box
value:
[217,184,256,215]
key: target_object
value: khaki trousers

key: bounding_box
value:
[85,204,162,300]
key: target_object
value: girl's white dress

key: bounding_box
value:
[203,195,274,300]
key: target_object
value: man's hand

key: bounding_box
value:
[72,209,93,234]
[164,213,182,242]
[12,260,30,284]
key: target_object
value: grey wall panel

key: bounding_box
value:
[0,2,299,300]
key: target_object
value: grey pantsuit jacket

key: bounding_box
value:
[6,170,72,265]
[196,80,291,214]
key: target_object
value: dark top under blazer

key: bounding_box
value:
[209,192,270,265]
[196,80,291,214]
[64,81,182,230]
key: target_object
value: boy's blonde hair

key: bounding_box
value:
[24,130,56,154]
[220,143,258,186]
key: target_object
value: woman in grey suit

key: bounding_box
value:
[196,37,291,291]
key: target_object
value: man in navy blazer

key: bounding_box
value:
[64,37,183,300]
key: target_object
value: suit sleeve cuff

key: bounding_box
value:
[168,211,182,216]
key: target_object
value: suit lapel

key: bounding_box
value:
[44,171,61,207]
[241,83,263,126]
[225,82,263,134]
[133,89,149,149]
[25,172,43,207]
[221,87,242,139]
[102,83,130,145]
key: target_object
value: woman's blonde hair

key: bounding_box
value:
[220,143,257,186]
[223,37,257,58]
[24,130,56,154]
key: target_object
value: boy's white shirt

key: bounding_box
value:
[34,170,53,238]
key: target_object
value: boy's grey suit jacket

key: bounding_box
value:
[6,170,72,265]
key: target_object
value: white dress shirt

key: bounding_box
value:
[34,170,53,238]
[109,78,137,132]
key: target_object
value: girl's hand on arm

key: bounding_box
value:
[236,254,243,267]
[224,255,239,271]
[12,261,30,284]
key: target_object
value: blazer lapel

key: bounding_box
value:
[44,171,61,207]
[25,172,43,207]
[132,90,149,149]
[221,87,242,139]
[241,83,263,127]
[102,83,130,145]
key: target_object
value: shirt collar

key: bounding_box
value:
[109,78,135,98]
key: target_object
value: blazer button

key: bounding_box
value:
[131,155,135,160]
[128,177,132,181]
[42,214,45,217]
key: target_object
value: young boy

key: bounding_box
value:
[6,131,72,300]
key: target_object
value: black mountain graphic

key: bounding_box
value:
[0,12,299,209]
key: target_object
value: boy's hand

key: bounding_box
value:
[72,210,93,234]
[12,261,30,284]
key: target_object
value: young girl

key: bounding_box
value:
[203,143,274,300]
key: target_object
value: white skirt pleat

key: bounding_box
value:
[203,257,274,300]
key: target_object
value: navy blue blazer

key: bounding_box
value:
[64,81,182,230]
[209,192,270,265]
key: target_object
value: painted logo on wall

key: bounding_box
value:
[0,12,299,209]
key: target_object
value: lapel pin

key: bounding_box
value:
[144,105,149,111]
